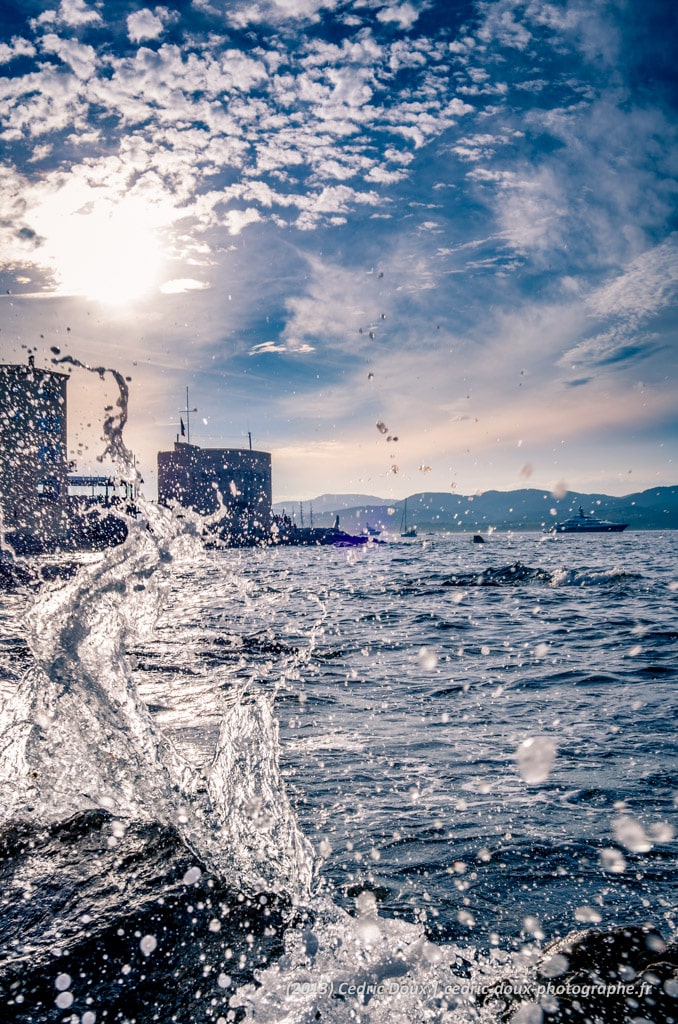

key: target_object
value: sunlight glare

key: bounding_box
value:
[34,184,166,306]
[59,199,164,305]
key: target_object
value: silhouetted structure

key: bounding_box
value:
[157,441,272,544]
[0,359,128,553]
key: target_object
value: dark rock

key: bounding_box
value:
[484,926,678,1023]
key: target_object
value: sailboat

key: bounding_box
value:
[400,498,417,538]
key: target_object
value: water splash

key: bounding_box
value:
[0,360,313,903]
[51,354,137,479]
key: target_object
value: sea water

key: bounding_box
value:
[0,512,676,1023]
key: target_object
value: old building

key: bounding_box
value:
[157,441,272,543]
[0,358,71,549]
[0,358,128,553]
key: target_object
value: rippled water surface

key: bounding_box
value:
[0,525,676,1022]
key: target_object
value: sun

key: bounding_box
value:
[33,183,167,306]
[58,198,165,305]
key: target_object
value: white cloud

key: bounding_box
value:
[57,0,103,28]
[376,3,420,30]
[0,37,36,64]
[160,278,210,294]
[226,0,338,28]
[223,207,262,234]
[477,0,532,51]
[127,10,166,44]
[41,33,97,79]
[587,239,678,322]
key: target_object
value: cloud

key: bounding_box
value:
[127,9,167,44]
[377,4,420,30]
[0,36,36,64]
[41,33,97,79]
[477,0,532,51]
[56,0,103,28]
[587,238,678,322]
[558,239,678,371]
[224,207,263,234]
[160,278,210,294]
[226,0,339,28]
[1,0,676,500]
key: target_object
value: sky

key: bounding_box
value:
[0,0,676,502]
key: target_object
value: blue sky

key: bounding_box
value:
[0,0,676,501]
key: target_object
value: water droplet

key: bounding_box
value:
[613,816,653,852]
[422,940,443,963]
[355,890,377,916]
[183,866,202,885]
[217,973,231,989]
[512,1004,543,1024]
[574,906,602,923]
[55,992,74,1009]
[516,736,556,784]
[318,838,332,858]
[650,821,674,842]
[417,647,438,670]
[523,916,544,939]
[540,953,569,978]
[600,847,626,873]
[140,934,157,956]
[55,973,71,991]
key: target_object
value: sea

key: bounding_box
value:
[0,510,676,1024]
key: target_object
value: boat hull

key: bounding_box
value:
[551,523,628,533]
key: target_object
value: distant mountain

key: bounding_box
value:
[273,492,390,515]
[274,486,678,532]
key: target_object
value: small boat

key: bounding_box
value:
[400,498,417,538]
[549,507,628,534]
[364,523,381,537]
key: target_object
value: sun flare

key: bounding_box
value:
[33,185,167,306]
[58,199,164,305]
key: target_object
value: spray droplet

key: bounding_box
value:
[512,1004,543,1024]
[516,736,556,784]
[613,816,652,852]
[575,906,602,923]
[318,838,332,858]
[183,866,202,885]
[140,934,157,956]
[417,647,438,670]
[541,953,569,978]
[600,847,626,873]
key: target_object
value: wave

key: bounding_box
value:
[443,561,642,588]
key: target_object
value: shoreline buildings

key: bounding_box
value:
[157,441,273,545]
[0,358,364,553]
[0,359,129,553]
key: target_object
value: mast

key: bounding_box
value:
[180,388,198,444]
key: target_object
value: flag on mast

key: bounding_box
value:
[180,417,186,437]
